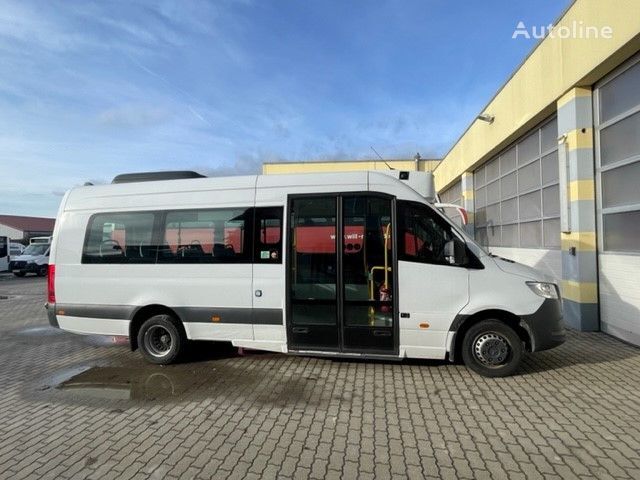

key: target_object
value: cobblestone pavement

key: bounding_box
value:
[1,274,640,480]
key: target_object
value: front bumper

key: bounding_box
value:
[519,298,566,352]
[9,261,38,274]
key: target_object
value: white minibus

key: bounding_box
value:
[46,170,565,377]
[0,236,8,272]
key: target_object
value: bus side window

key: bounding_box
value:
[254,207,283,263]
[398,201,455,266]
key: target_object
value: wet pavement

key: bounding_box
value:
[1,276,640,479]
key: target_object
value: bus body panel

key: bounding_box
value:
[397,260,469,359]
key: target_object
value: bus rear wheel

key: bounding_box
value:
[138,314,185,365]
[461,320,523,377]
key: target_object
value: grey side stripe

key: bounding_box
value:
[174,307,283,325]
[55,304,135,320]
[54,304,283,325]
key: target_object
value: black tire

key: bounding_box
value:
[461,319,523,378]
[13,272,25,277]
[137,314,186,365]
[37,265,48,277]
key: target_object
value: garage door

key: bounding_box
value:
[595,54,640,345]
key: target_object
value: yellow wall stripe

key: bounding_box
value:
[557,87,592,109]
[561,232,596,252]
[565,127,594,150]
[569,179,595,201]
[561,280,598,304]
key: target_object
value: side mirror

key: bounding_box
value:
[444,238,468,266]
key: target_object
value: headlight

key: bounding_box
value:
[526,281,558,299]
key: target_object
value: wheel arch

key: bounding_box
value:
[449,309,531,362]
[129,304,186,351]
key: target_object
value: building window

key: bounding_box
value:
[474,116,559,249]
[596,56,640,253]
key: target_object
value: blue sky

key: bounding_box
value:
[0,0,570,217]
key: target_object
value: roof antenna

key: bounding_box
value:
[370,146,394,170]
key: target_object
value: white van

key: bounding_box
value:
[10,242,25,258]
[10,242,50,277]
[46,170,565,377]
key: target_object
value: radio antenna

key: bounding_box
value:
[370,146,394,170]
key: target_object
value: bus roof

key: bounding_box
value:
[63,171,431,212]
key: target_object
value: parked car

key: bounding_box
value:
[9,243,50,277]
[10,243,25,257]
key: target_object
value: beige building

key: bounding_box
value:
[263,0,640,346]
[262,158,441,175]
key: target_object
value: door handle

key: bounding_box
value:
[255,290,262,297]
[292,327,309,334]
[373,330,391,337]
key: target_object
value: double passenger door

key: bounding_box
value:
[287,194,396,354]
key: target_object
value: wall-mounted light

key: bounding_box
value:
[477,113,495,124]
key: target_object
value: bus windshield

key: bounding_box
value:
[23,244,49,256]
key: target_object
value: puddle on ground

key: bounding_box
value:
[48,360,333,406]
[56,366,198,401]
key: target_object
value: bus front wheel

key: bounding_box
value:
[138,314,185,365]
[461,320,523,377]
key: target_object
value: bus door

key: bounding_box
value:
[287,194,397,355]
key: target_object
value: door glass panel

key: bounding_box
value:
[501,224,518,247]
[501,197,518,224]
[600,61,640,123]
[542,185,560,217]
[541,151,559,184]
[520,221,542,248]
[517,131,540,165]
[603,210,640,252]
[290,197,337,326]
[500,147,517,174]
[602,161,640,208]
[342,196,393,328]
[600,111,640,166]
[500,171,517,199]
[541,118,558,153]
[485,158,499,183]
[518,160,541,192]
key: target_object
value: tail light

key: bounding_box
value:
[47,264,56,303]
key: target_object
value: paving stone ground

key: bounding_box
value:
[0,274,639,479]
